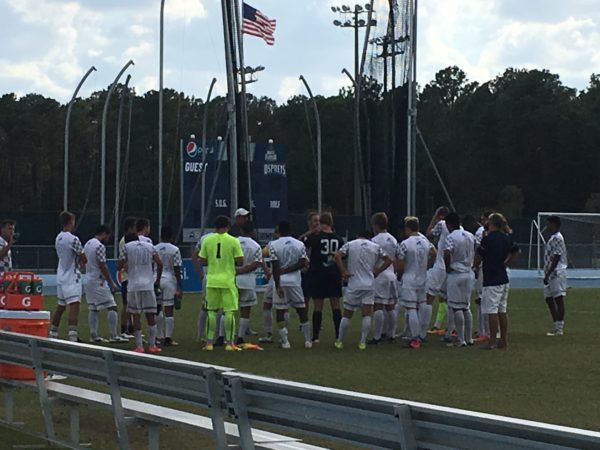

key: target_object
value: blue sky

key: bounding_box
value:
[1,0,599,103]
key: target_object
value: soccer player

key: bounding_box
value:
[269,220,311,349]
[397,217,436,349]
[299,212,321,306]
[236,221,263,345]
[117,233,163,353]
[474,213,519,349]
[199,216,244,351]
[543,215,568,336]
[259,227,280,344]
[425,206,453,338]
[334,231,392,350]
[474,212,492,342]
[229,208,251,237]
[192,232,210,342]
[155,226,183,347]
[0,219,16,275]
[136,218,153,244]
[83,225,127,343]
[369,213,399,344]
[303,212,344,344]
[118,217,137,339]
[443,213,476,348]
[50,211,87,342]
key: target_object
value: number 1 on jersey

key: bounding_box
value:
[216,243,221,259]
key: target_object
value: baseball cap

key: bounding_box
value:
[234,208,251,218]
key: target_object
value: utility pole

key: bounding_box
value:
[64,66,96,212]
[299,75,322,213]
[114,74,131,257]
[201,78,217,232]
[406,0,418,215]
[159,0,165,233]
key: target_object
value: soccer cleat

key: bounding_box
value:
[334,341,344,350]
[466,340,475,346]
[546,330,563,336]
[408,339,421,349]
[202,344,214,352]
[121,332,135,339]
[258,333,273,344]
[49,331,59,339]
[235,337,245,346]
[428,327,446,336]
[133,347,145,353]
[304,341,313,349]
[280,341,291,349]
[163,338,179,347]
[109,336,129,344]
[214,336,225,347]
[367,338,381,345]
[90,336,109,343]
[473,335,489,343]
[312,339,320,346]
[441,335,453,344]
[358,342,367,351]
[225,344,242,352]
[148,346,162,354]
[418,337,427,344]
[454,342,467,348]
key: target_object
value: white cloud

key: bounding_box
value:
[164,0,207,23]
[278,76,301,100]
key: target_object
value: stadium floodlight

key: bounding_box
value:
[364,3,371,10]
[369,19,377,26]
[342,5,350,11]
[355,4,363,11]
[331,6,337,12]
[357,19,365,26]
[344,20,352,26]
[333,19,342,26]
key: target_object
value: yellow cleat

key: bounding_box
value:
[225,344,242,352]
[202,344,214,352]
[358,342,367,351]
[334,341,344,350]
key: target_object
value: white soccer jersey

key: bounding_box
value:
[237,236,262,290]
[120,241,157,292]
[545,232,568,273]
[268,236,307,287]
[139,235,153,245]
[0,236,12,275]
[339,238,385,290]
[372,232,398,274]
[55,231,84,286]
[431,220,449,270]
[445,229,476,273]
[84,238,108,283]
[155,242,182,283]
[475,226,485,246]
[397,234,432,290]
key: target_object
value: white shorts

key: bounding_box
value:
[239,289,258,308]
[426,267,447,298]
[482,284,509,314]
[446,271,475,310]
[263,283,273,304]
[57,282,82,306]
[400,287,426,309]
[373,271,399,304]
[127,290,157,314]
[544,272,567,299]
[273,286,305,310]
[159,278,177,306]
[343,289,374,311]
[84,280,116,312]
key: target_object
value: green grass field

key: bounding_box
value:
[3,288,600,449]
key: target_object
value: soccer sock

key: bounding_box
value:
[206,310,217,344]
[148,324,157,347]
[382,309,390,337]
[387,309,398,339]
[224,311,235,343]
[68,326,78,342]
[134,330,143,348]
[338,317,350,342]
[403,311,410,336]
[482,313,490,337]
[464,309,473,343]
[312,311,322,340]
[434,302,447,328]
[197,309,207,340]
[88,310,99,338]
[107,310,118,339]
[454,310,465,344]
[284,311,290,327]
[476,302,483,336]
[239,317,250,340]
[278,326,289,345]
[407,309,419,340]
[360,316,372,344]
[373,309,384,340]
[332,309,342,339]
[165,317,175,339]
[263,309,273,334]
[447,305,456,334]
[301,322,311,343]
[217,311,225,338]
[157,311,165,339]
[418,304,433,339]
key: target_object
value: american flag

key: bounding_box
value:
[242,3,276,46]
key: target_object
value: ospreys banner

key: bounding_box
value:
[181,138,230,243]
[181,139,288,243]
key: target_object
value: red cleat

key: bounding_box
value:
[148,346,162,354]
[133,347,145,353]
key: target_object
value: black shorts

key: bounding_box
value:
[121,280,128,305]
[307,271,342,300]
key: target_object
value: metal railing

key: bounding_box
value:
[1,332,599,450]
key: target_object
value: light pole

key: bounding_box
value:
[406,0,418,215]
[201,78,217,232]
[299,75,322,213]
[332,4,376,220]
[114,74,132,257]
[101,60,134,224]
[64,66,96,211]
[159,0,165,233]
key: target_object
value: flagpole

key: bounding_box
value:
[221,0,238,216]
